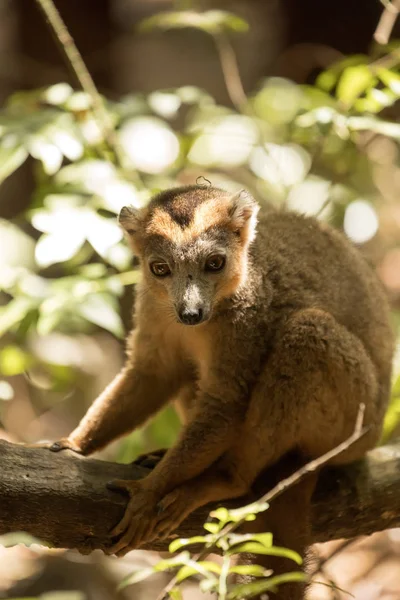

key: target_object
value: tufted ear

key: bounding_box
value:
[228,190,260,244]
[118,205,141,235]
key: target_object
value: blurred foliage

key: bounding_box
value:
[120,500,306,599]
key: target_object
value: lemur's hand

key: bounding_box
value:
[106,479,162,556]
[106,478,197,556]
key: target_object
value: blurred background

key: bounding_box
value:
[0,0,400,598]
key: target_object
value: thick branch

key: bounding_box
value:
[0,440,399,554]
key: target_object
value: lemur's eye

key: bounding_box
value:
[150,262,171,277]
[205,255,226,272]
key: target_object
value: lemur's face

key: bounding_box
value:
[119,186,259,326]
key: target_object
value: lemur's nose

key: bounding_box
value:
[179,307,203,325]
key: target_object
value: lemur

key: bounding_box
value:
[45,185,394,599]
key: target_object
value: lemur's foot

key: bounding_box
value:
[50,438,84,453]
[25,438,83,454]
[132,448,167,469]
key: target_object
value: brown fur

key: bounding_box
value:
[49,185,394,599]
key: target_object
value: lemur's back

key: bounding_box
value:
[254,210,393,384]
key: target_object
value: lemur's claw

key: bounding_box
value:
[48,438,83,454]
[50,441,65,452]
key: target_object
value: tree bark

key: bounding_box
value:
[0,439,399,554]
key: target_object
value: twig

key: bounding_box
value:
[214,33,247,111]
[222,403,367,538]
[34,0,124,168]
[158,403,369,599]
[374,0,400,44]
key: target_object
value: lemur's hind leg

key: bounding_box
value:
[234,308,381,599]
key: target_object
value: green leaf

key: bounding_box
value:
[118,567,156,589]
[220,501,269,522]
[154,551,192,572]
[229,564,271,577]
[77,293,124,338]
[336,65,376,106]
[316,69,338,93]
[316,55,368,93]
[0,144,28,185]
[227,571,306,599]
[175,561,221,583]
[42,83,74,106]
[227,542,302,565]
[139,10,249,36]
[168,589,183,600]
[377,67,400,96]
[35,231,87,268]
[382,395,400,442]
[0,345,31,376]
[203,521,220,534]
[36,307,64,336]
[0,297,35,337]
[243,532,273,548]
[169,535,208,553]
[347,116,400,138]
[28,136,63,175]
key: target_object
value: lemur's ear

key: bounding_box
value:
[118,206,141,235]
[228,190,260,244]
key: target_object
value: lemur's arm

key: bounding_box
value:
[51,332,181,456]
[143,388,244,495]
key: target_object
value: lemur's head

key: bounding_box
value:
[119,185,259,326]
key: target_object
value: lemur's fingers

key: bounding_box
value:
[107,480,134,537]
[155,489,189,539]
[107,481,161,554]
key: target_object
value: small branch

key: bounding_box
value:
[35,0,124,168]
[214,34,248,111]
[218,404,368,544]
[374,0,400,44]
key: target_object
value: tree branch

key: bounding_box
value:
[0,439,399,554]
[374,0,400,44]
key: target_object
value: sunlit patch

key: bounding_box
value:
[253,78,302,124]
[32,202,123,268]
[249,144,311,187]
[100,181,140,214]
[188,115,258,167]
[0,381,14,401]
[148,92,182,118]
[286,177,331,217]
[28,138,63,175]
[51,130,83,161]
[119,117,180,174]
[344,200,379,244]
[0,220,36,271]
[42,83,73,105]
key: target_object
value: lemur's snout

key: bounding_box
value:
[178,307,204,326]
